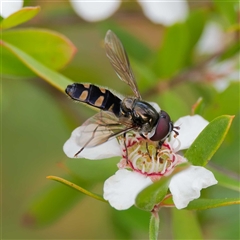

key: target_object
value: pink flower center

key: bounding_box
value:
[117,133,182,181]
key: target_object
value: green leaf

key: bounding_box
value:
[172,209,203,239]
[213,0,238,26]
[161,196,240,210]
[2,29,77,77]
[1,40,73,93]
[47,176,107,203]
[135,177,169,212]
[185,9,207,63]
[204,82,240,120]
[185,115,234,166]
[185,198,240,210]
[191,97,204,115]
[22,176,89,227]
[135,164,189,211]
[154,23,189,78]
[186,9,207,47]
[153,10,207,78]
[208,166,240,192]
[2,46,33,76]
[0,6,40,30]
[149,212,160,240]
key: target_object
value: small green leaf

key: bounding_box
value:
[149,212,160,240]
[0,6,40,30]
[135,177,169,212]
[22,176,88,227]
[1,40,73,93]
[47,176,107,203]
[185,198,240,210]
[185,115,234,166]
[161,196,240,210]
[191,97,204,115]
[172,209,203,239]
[2,29,77,77]
[135,164,189,211]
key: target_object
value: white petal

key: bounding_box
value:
[170,115,209,151]
[138,1,188,26]
[208,58,240,92]
[63,126,121,159]
[196,22,225,54]
[169,166,218,209]
[69,1,121,22]
[1,0,23,18]
[103,169,152,210]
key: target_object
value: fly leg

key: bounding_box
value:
[74,125,100,157]
[140,133,151,159]
[123,132,129,164]
[155,140,164,159]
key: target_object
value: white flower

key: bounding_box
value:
[64,112,217,210]
[69,1,121,22]
[69,0,189,26]
[138,1,188,25]
[0,0,24,18]
[196,22,225,55]
[205,58,240,92]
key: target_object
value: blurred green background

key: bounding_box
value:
[2,0,239,239]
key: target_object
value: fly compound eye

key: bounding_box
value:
[150,110,173,142]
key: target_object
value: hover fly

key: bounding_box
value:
[65,30,179,157]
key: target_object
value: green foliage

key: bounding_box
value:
[2,2,239,240]
[186,198,240,210]
[154,22,190,78]
[135,176,169,211]
[204,82,240,119]
[23,176,88,227]
[161,196,240,211]
[191,97,204,115]
[213,0,238,26]
[47,176,107,203]
[135,164,189,211]
[2,29,76,77]
[149,212,160,240]
[185,115,234,166]
[153,9,207,78]
[208,166,240,192]
[1,41,73,92]
[172,209,203,239]
[0,6,40,30]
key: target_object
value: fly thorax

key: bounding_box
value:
[120,97,135,117]
[132,100,159,133]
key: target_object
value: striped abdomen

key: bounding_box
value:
[65,83,121,116]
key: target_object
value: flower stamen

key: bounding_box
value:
[118,133,180,180]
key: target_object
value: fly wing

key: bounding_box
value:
[105,30,141,99]
[78,111,134,149]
